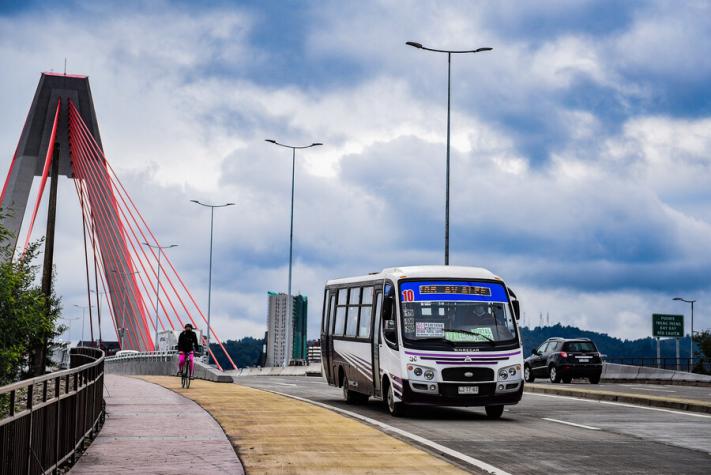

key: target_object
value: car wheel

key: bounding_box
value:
[589,375,601,384]
[485,405,504,419]
[386,381,405,417]
[524,365,535,383]
[549,365,561,383]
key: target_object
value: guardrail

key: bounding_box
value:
[605,357,709,373]
[0,347,105,474]
[105,350,178,362]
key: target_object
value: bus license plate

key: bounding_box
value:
[458,386,479,395]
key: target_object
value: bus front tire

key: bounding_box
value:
[485,405,504,419]
[386,382,405,417]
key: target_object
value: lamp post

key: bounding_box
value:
[406,41,492,265]
[73,304,94,345]
[265,139,323,366]
[60,316,80,340]
[673,297,696,372]
[142,242,178,351]
[90,289,107,346]
[190,200,235,356]
[112,270,140,350]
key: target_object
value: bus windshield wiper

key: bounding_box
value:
[443,328,496,344]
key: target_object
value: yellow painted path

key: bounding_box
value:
[142,376,469,475]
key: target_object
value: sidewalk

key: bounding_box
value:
[143,376,471,475]
[71,374,244,474]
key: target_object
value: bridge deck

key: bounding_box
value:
[72,374,244,474]
[142,375,470,475]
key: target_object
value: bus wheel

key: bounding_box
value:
[485,405,504,419]
[386,382,405,417]
[342,376,367,404]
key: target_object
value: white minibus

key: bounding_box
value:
[320,265,524,417]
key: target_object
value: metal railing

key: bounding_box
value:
[104,350,177,362]
[0,347,105,474]
[605,356,709,373]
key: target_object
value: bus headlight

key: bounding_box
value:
[414,367,423,377]
[424,369,435,380]
[498,364,521,381]
[408,365,436,381]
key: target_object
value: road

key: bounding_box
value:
[234,375,711,475]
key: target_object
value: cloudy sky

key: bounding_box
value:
[2,0,711,343]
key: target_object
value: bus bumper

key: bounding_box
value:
[402,380,524,407]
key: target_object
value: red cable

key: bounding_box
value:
[22,99,61,253]
[70,102,234,369]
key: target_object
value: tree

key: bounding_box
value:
[692,330,711,375]
[0,219,63,384]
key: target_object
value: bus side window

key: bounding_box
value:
[327,293,336,335]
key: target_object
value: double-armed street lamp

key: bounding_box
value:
[406,41,492,265]
[142,242,178,350]
[190,200,235,355]
[673,297,696,371]
[265,139,323,366]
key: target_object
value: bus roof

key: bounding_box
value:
[325,265,502,286]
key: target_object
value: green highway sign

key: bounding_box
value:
[652,313,684,338]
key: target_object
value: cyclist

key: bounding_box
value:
[177,323,199,378]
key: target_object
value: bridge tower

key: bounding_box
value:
[0,72,151,350]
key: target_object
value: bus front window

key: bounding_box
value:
[399,280,518,348]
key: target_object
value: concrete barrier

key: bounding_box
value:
[230,363,322,379]
[602,362,711,386]
[105,353,232,383]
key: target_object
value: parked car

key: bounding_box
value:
[524,338,602,384]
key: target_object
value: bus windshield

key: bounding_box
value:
[399,280,518,348]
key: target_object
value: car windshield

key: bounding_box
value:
[399,280,517,347]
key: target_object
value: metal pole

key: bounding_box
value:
[656,337,660,369]
[445,52,451,266]
[81,307,85,343]
[690,300,694,372]
[287,147,296,366]
[207,206,214,355]
[676,337,680,371]
[154,249,162,351]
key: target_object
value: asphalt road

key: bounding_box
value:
[235,375,711,475]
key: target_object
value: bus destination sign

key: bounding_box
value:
[652,314,684,338]
[420,285,492,297]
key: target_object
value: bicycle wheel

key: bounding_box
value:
[181,365,188,388]
[185,366,191,389]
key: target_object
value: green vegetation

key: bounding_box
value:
[692,330,711,374]
[210,336,264,369]
[0,219,63,385]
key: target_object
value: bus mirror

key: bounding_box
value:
[511,300,520,320]
[384,320,395,331]
[382,294,393,320]
[383,320,396,341]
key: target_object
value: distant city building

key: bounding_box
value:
[265,292,308,367]
[307,341,321,364]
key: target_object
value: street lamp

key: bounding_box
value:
[673,297,696,371]
[73,304,94,344]
[406,41,492,265]
[112,270,140,349]
[265,139,323,366]
[142,242,178,351]
[190,200,235,356]
[90,289,107,345]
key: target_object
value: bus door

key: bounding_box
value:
[321,291,336,384]
[371,289,383,398]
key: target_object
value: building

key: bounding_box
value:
[307,341,321,364]
[265,292,308,367]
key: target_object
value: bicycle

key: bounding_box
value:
[180,354,192,389]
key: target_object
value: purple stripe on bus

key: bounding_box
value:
[435,361,497,365]
[418,356,508,361]
[405,350,521,358]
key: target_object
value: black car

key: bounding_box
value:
[524,338,602,384]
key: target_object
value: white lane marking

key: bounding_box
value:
[262,388,511,475]
[542,417,600,430]
[527,392,711,419]
[628,387,676,393]
[274,382,298,387]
